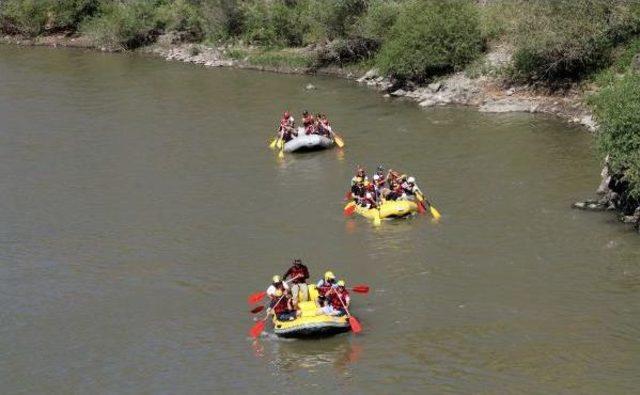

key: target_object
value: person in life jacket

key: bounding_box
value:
[270,289,298,321]
[372,174,385,201]
[359,192,378,209]
[317,113,332,137]
[302,110,315,135]
[386,169,401,187]
[350,166,366,185]
[386,180,406,201]
[279,111,297,142]
[316,270,337,308]
[328,280,350,315]
[350,176,367,201]
[266,275,289,297]
[402,176,421,197]
[282,258,309,307]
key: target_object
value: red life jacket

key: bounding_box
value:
[271,296,289,314]
[329,289,349,310]
[284,264,309,284]
[303,115,314,127]
[317,281,333,296]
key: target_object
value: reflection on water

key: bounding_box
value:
[1,46,639,394]
[253,335,363,374]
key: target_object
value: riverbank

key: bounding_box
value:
[1,32,637,231]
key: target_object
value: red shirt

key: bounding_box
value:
[283,264,309,284]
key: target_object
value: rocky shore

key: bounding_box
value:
[2,33,637,231]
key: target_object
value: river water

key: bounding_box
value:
[1,45,639,394]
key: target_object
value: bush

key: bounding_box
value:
[591,73,640,199]
[238,1,307,47]
[375,0,485,82]
[156,0,205,41]
[507,0,640,85]
[0,0,98,36]
[81,1,163,49]
[354,0,400,42]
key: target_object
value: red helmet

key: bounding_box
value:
[283,111,290,118]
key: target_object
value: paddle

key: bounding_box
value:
[250,305,265,314]
[343,201,356,217]
[277,143,285,159]
[373,207,381,226]
[332,132,345,148]
[416,191,441,220]
[269,136,278,149]
[249,293,286,338]
[335,292,361,334]
[247,275,301,305]
[350,285,370,294]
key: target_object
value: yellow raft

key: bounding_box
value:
[355,199,419,221]
[272,284,350,338]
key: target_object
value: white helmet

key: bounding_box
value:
[373,174,380,180]
[365,192,372,199]
[408,177,415,183]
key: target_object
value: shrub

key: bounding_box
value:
[375,0,484,82]
[354,0,400,42]
[507,0,640,85]
[157,0,205,41]
[238,1,306,47]
[0,0,99,36]
[591,73,640,199]
[0,0,49,36]
[81,1,163,49]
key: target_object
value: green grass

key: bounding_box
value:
[245,50,313,69]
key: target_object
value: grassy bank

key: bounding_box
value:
[2,0,640,204]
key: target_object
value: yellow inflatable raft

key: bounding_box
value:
[272,284,350,338]
[355,199,418,220]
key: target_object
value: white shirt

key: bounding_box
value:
[266,282,289,297]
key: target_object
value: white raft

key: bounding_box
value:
[283,127,335,153]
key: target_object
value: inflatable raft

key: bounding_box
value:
[272,284,350,338]
[355,199,419,220]
[283,128,335,153]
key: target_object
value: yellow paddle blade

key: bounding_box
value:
[430,206,441,220]
[373,210,381,226]
[276,138,284,149]
[278,148,284,159]
[334,135,344,148]
[269,137,277,149]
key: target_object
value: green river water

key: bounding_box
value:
[1,45,639,394]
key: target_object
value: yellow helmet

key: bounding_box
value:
[272,275,280,283]
[324,271,335,281]
[337,280,345,287]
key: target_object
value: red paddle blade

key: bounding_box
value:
[344,204,356,217]
[349,316,362,333]
[250,305,265,314]
[417,201,426,214]
[351,285,370,293]
[249,320,266,338]
[247,290,266,305]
